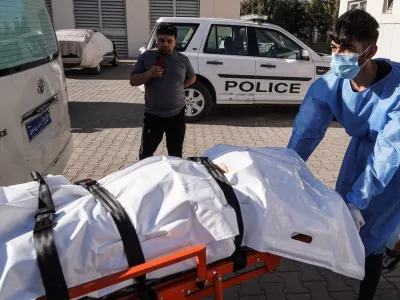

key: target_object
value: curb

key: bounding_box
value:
[119,60,137,66]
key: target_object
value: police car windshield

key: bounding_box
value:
[148,23,199,52]
[0,0,58,76]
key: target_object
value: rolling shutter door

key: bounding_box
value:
[73,0,128,57]
[176,0,199,17]
[74,0,100,30]
[101,0,128,57]
[149,0,174,29]
[45,0,53,20]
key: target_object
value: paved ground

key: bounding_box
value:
[64,66,400,300]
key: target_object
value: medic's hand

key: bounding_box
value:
[347,203,365,232]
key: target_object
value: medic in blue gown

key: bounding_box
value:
[287,9,400,300]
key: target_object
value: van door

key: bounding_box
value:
[0,0,72,186]
[198,24,256,104]
[252,26,315,103]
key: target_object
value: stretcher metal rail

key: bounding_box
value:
[37,246,281,300]
[37,234,310,300]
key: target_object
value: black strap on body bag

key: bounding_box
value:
[31,171,70,300]
[187,157,247,271]
[75,179,156,300]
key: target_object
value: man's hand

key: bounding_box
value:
[184,75,196,88]
[347,203,365,232]
[148,66,164,78]
[130,66,164,86]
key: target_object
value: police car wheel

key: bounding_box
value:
[184,82,212,123]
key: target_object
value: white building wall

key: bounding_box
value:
[200,0,241,19]
[339,0,400,62]
[50,0,240,58]
[50,0,74,30]
[126,0,150,58]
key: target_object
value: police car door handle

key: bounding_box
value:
[207,61,223,65]
[260,64,276,68]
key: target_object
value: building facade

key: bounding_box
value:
[339,0,400,62]
[46,0,241,58]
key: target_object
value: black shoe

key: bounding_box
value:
[382,248,400,274]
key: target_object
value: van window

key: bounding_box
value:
[0,0,58,76]
[148,23,199,52]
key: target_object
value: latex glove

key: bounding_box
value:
[347,203,365,232]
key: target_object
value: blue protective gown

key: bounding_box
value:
[287,59,400,256]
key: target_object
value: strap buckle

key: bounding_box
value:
[35,210,53,222]
[34,207,55,233]
[75,178,99,188]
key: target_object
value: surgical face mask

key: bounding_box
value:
[330,45,371,79]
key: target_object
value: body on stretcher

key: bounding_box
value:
[0,145,365,300]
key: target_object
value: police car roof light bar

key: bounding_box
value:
[240,14,269,25]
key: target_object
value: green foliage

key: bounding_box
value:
[310,42,331,54]
[240,0,339,41]
[308,0,338,35]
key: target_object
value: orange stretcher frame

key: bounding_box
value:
[37,235,310,300]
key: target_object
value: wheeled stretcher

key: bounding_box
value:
[0,145,365,300]
[34,157,290,300]
[37,243,293,300]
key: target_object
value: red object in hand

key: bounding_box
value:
[155,56,165,69]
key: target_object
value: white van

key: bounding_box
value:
[0,0,73,186]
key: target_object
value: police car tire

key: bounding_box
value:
[185,81,212,123]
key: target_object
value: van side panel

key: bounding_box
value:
[0,56,72,185]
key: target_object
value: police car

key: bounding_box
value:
[139,15,332,123]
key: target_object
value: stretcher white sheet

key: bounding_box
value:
[0,145,365,300]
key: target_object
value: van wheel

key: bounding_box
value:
[184,81,212,123]
[90,64,101,75]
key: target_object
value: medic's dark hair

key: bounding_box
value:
[156,23,178,38]
[328,9,379,46]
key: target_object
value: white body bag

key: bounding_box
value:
[0,145,365,299]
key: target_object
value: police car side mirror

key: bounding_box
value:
[301,50,311,61]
